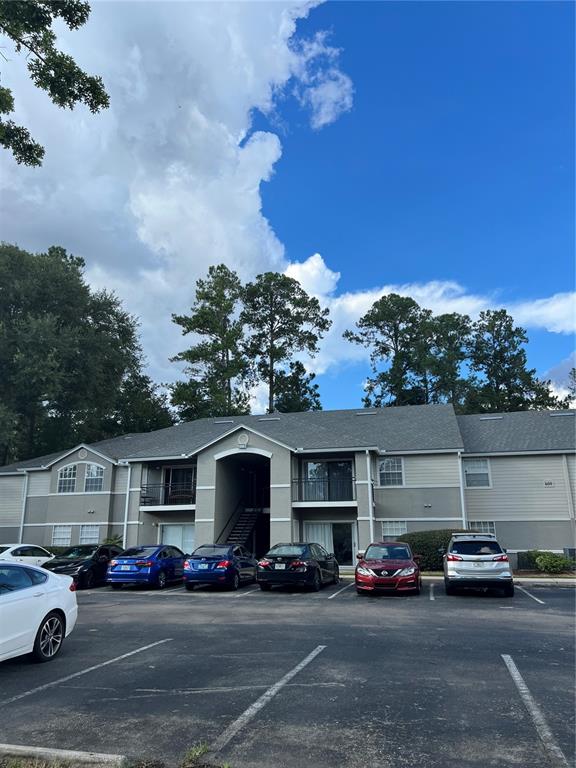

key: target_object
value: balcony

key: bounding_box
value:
[140,483,196,507]
[292,477,356,503]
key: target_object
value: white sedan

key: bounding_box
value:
[0,562,78,663]
[0,543,55,566]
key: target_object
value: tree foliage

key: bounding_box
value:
[170,264,250,419]
[273,361,322,413]
[242,272,331,413]
[0,1,109,166]
[344,294,566,413]
[0,243,172,465]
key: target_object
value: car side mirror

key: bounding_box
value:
[356,552,364,560]
[98,555,108,563]
[413,554,422,562]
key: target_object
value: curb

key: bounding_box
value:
[0,743,125,766]
[339,573,575,586]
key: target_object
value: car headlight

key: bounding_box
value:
[398,567,416,577]
[356,566,375,577]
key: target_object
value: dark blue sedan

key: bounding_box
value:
[107,545,185,590]
[183,544,257,591]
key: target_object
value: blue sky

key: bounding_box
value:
[0,0,573,412]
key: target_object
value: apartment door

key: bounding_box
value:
[161,524,195,554]
[303,522,358,566]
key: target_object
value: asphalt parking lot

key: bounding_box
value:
[1,580,574,768]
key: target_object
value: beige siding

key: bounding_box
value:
[375,454,459,487]
[465,455,570,521]
[566,455,576,499]
[0,475,24,525]
[113,467,129,495]
[27,472,51,497]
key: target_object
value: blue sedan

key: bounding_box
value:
[183,544,258,591]
[107,545,185,589]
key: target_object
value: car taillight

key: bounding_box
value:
[446,553,463,561]
[110,560,118,566]
[135,560,153,567]
[216,560,232,568]
[258,559,270,568]
[289,560,307,569]
[69,582,76,592]
[493,554,509,562]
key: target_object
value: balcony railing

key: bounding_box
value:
[140,483,196,506]
[292,477,356,502]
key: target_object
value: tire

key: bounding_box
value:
[444,579,456,596]
[503,583,515,598]
[110,583,123,590]
[413,580,421,596]
[310,569,322,592]
[156,571,167,590]
[184,583,195,592]
[356,587,365,595]
[332,567,340,585]
[82,570,95,590]
[33,611,65,662]
[229,572,240,591]
[259,583,272,591]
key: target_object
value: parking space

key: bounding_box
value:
[0,584,574,767]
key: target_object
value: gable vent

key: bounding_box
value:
[550,412,575,417]
[355,411,378,416]
[258,417,280,421]
[214,420,234,424]
[479,416,503,421]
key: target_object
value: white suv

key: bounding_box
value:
[443,532,514,597]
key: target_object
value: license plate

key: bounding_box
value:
[473,562,486,568]
[120,565,131,571]
[274,563,286,570]
[198,563,209,569]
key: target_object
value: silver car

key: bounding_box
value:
[443,532,514,597]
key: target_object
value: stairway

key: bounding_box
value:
[226,507,260,547]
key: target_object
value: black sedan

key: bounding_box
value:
[257,542,339,591]
[44,544,123,589]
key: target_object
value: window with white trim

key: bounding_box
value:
[468,521,496,535]
[52,525,72,546]
[57,464,77,493]
[84,464,104,492]
[463,458,490,487]
[381,520,408,538]
[80,524,100,544]
[379,457,403,486]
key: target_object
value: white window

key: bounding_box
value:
[84,464,104,492]
[52,525,72,546]
[80,524,100,545]
[57,465,77,493]
[379,457,403,486]
[463,458,490,488]
[381,520,408,538]
[468,521,496,535]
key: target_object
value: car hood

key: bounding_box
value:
[359,558,416,569]
[45,557,92,570]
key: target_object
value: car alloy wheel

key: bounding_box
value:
[311,569,321,592]
[229,572,240,591]
[33,612,64,662]
[156,571,167,589]
[332,567,340,585]
[83,570,95,590]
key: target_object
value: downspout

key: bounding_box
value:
[561,455,575,549]
[122,463,132,548]
[365,450,375,542]
[18,471,29,544]
[457,451,467,530]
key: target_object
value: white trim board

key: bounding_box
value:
[139,505,196,512]
[374,484,460,490]
[292,501,358,508]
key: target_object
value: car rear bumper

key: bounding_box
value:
[184,570,233,584]
[446,576,514,588]
[106,572,154,585]
[257,570,313,586]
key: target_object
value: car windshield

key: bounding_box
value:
[120,547,158,559]
[364,545,411,560]
[450,540,502,556]
[267,545,306,558]
[59,546,98,558]
[191,546,230,557]
[0,546,10,554]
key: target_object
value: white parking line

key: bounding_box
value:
[502,654,570,768]
[327,582,353,600]
[429,583,435,601]
[0,639,172,707]
[517,585,546,605]
[211,644,326,753]
[234,588,260,598]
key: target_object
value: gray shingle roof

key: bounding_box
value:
[457,411,576,453]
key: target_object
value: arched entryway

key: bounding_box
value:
[214,451,271,556]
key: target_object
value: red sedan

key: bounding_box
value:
[355,541,422,596]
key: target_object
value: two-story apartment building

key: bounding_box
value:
[0,404,574,562]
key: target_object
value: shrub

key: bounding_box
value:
[517,550,546,571]
[534,552,575,574]
[400,529,468,571]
